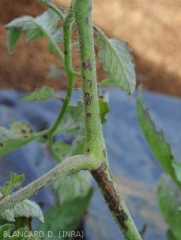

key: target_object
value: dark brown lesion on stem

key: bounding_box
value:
[103,148,107,157]
[85,92,92,105]
[86,112,92,117]
[85,17,89,24]
[82,59,92,71]
[91,163,128,231]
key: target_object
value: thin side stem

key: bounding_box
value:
[33,0,76,146]
[0,154,93,214]
[48,6,75,136]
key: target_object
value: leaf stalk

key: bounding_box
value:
[0,154,93,214]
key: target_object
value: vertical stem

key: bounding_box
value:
[74,0,142,239]
[73,0,106,165]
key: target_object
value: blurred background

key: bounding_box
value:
[0,0,181,96]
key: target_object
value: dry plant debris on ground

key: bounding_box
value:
[0,0,181,97]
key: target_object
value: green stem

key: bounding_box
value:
[48,6,75,136]
[73,0,106,165]
[34,0,76,144]
[74,0,142,239]
[92,163,142,240]
[0,154,93,214]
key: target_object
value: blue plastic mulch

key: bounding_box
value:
[1,88,181,239]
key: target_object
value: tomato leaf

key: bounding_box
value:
[0,199,44,223]
[19,86,57,101]
[97,28,136,94]
[157,174,181,240]
[0,122,34,156]
[99,95,110,124]
[6,9,63,54]
[0,172,24,198]
[53,171,92,204]
[136,92,180,185]
[38,190,92,240]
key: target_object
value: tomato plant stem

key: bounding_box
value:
[74,0,142,238]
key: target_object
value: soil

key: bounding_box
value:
[0,0,181,97]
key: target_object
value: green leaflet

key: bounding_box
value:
[57,97,109,134]
[53,139,91,204]
[6,9,63,54]
[0,173,24,198]
[53,96,109,160]
[157,174,181,240]
[99,96,110,124]
[56,102,84,134]
[53,171,92,204]
[38,190,92,240]
[0,199,44,223]
[172,161,181,183]
[6,28,21,53]
[0,122,34,156]
[53,141,72,161]
[19,86,57,101]
[136,92,181,186]
[97,28,136,94]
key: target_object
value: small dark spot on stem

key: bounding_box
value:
[69,168,75,175]
[46,179,52,185]
[34,186,43,195]
[88,5,92,11]
[82,59,92,71]
[103,149,107,157]
[54,171,59,177]
[86,113,92,117]
[0,142,3,147]
[85,17,89,24]
[85,93,92,105]
[87,80,92,88]
[86,148,90,153]
[117,209,128,231]
[64,50,67,55]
